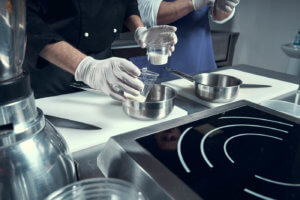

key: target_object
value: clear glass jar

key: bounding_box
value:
[44,178,146,200]
[146,42,171,65]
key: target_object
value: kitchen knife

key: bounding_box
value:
[70,82,123,94]
[45,115,101,130]
[70,82,99,93]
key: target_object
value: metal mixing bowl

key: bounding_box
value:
[122,84,177,120]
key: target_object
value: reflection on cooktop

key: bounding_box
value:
[137,106,300,200]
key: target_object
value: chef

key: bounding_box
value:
[132,0,239,79]
[25,0,177,100]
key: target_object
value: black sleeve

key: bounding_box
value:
[25,0,64,68]
[125,0,140,19]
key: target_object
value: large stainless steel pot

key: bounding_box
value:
[122,84,176,120]
[0,94,77,200]
[165,67,270,103]
[0,1,77,199]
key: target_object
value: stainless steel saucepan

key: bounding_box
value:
[122,84,177,120]
[70,83,177,120]
[165,67,271,103]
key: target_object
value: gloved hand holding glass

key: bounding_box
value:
[75,56,144,101]
[134,25,177,65]
[124,68,159,102]
[74,25,175,101]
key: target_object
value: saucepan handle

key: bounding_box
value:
[164,67,194,82]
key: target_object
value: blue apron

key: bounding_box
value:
[130,5,217,81]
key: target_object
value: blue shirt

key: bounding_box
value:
[130,5,217,81]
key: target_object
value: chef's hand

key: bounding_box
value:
[215,0,239,12]
[192,0,215,10]
[75,56,144,101]
[134,25,177,56]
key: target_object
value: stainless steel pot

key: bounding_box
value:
[0,1,77,199]
[193,73,241,102]
[0,93,77,200]
[165,68,242,103]
[122,84,176,120]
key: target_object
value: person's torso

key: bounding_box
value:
[30,0,130,98]
[131,4,217,80]
[39,0,128,53]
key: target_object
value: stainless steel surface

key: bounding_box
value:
[165,67,271,88]
[122,84,176,120]
[165,67,242,103]
[45,115,102,130]
[73,65,299,199]
[98,100,300,200]
[165,67,272,103]
[0,100,45,147]
[98,140,181,200]
[0,1,77,199]
[0,107,77,199]
[0,93,37,129]
[193,73,241,102]
[0,0,26,81]
[73,144,106,180]
[74,94,300,198]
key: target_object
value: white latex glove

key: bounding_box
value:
[75,56,144,101]
[192,0,215,10]
[134,25,177,56]
[215,0,239,12]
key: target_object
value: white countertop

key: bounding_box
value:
[36,91,188,153]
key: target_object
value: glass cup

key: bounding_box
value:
[146,42,171,65]
[45,178,146,200]
[124,68,159,102]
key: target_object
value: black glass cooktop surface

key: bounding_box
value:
[137,106,300,200]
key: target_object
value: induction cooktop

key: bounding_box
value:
[98,101,300,200]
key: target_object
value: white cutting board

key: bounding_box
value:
[35,91,187,153]
[163,69,299,108]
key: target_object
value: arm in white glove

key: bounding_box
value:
[210,0,239,24]
[134,25,178,56]
[38,41,143,101]
[75,56,144,101]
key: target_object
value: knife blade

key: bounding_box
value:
[70,82,99,93]
[240,84,272,88]
[45,115,101,130]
